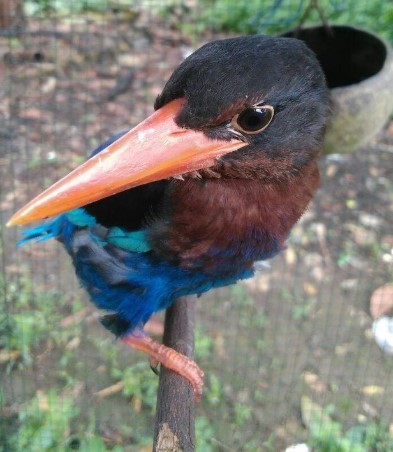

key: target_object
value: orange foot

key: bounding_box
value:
[121,333,204,401]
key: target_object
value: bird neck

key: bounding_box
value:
[151,160,320,273]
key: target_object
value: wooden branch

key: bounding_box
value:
[153,296,196,452]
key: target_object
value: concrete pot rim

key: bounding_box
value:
[282,24,393,152]
[282,24,393,91]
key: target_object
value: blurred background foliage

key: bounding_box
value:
[22,0,393,41]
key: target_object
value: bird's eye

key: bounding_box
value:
[231,106,274,134]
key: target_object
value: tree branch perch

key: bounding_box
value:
[153,296,196,452]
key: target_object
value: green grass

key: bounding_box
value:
[3,271,393,449]
[6,388,125,452]
[0,271,83,367]
[11,389,78,451]
[23,0,393,43]
[112,362,158,413]
[302,398,393,451]
[161,0,393,42]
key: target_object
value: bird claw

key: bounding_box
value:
[149,356,160,376]
[121,333,204,401]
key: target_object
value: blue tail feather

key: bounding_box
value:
[18,216,65,246]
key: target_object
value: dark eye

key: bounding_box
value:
[231,106,274,134]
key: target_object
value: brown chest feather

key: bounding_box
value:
[150,162,319,270]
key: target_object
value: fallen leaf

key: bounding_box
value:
[285,247,297,265]
[369,166,381,177]
[253,273,271,292]
[362,401,379,418]
[345,223,376,246]
[303,283,317,297]
[370,284,393,319]
[361,385,384,396]
[37,390,49,410]
[326,164,337,178]
[65,337,81,351]
[0,349,21,363]
[132,395,142,412]
[213,332,225,358]
[340,279,358,290]
[118,54,142,66]
[41,76,57,93]
[94,381,124,398]
[335,344,352,356]
[303,372,327,393]
[359,213,382,228]
[301,396,333,433]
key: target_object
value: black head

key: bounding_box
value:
[155,35,331,180]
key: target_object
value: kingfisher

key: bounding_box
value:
[7,35,330,399]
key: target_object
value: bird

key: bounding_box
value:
[7,35,330,399]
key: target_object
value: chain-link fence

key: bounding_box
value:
[1,1,393,450]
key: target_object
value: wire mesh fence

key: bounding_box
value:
[1,1,393,450]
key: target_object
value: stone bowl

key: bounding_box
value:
[282,25,393,153]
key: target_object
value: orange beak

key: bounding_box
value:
[7,98,246,226]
